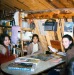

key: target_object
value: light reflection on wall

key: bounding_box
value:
[18,31,33,41]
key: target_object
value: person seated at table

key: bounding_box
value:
[48,34,74,75]
[62,34,74,63]
[27,34,43,55]
[0,34,17,65]
[57,34,74,75]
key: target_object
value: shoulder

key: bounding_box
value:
[70,46,74,51]
[0,44,5,50]
[72,46,74,49]
[67,46,74,53]
[38,42,41,45]
[28,43,33,47]
[0,44,6,54]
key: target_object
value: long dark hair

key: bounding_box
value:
[62,34,74,51]
[31,34,39,43]
[0,34,10,47]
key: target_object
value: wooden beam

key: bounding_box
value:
[67,0,74,7]
[33,19,48,52]
[59,0,74,8]
[46,31,56,46]
[27,12,74,19]
[18,0,54,11]
[0,27,3,34]
[1,0,31,11]
[47,0,66,8]
[19,11,23,51]
[36,0,55,9]
[56,0,67,8]
[56,19,64,52]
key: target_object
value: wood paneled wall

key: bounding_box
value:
[33,19,73,52]
[0,27,3,34]
[33,19,48,52]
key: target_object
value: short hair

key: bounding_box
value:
[31,34,39,42]
[0,34,10,46]
[62,34,74,50]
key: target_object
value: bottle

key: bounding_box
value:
[12,18,15,26]
[13,47,16,54]
[12,44,16,54]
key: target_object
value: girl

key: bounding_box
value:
[27,34,43,55]
[0,34,17,65]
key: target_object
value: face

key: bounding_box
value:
[4,36,10,46]
[62,38,72,49]
[33,37,38,44]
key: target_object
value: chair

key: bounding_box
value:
[0,65,4,75]
[50,40,61,51]
[50,40,65,75]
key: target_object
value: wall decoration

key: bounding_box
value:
[38,19,46,35]
[64,22,74,37]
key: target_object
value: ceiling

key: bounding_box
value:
[0,0,74,19]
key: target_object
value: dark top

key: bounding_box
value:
[66,46,74,63]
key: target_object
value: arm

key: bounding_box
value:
[0,53,15,64]
[0,44,15,64]
[66,50,74,63]
[27,44,32,55]
[0,44,6,54]
[38,43,43,53]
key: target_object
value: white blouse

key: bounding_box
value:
[32,43,38,54]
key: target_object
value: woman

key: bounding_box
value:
[0,34,17,65]
[48,34,74,75]
[60,34,74,75]
[27,34,43,55]
[62,34,74,63]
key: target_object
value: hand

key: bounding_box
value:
[13,54,18,58]
[52,58,62,63]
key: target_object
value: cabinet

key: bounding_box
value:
[0,25,12,36]
[0,25,12,28]
[20,28,32,50]
[0,12,32,51]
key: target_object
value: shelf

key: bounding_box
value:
[0,25,12,28]
[22,40,31,41]
[21,28,32,31]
